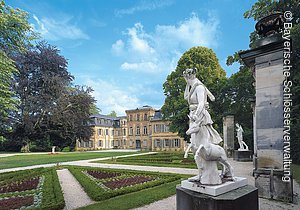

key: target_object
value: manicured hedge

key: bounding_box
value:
[67,166,182,201]
[0,167,64,209]
[96,152,196,168]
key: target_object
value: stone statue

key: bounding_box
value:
[236,123,249,151]
[183,68,234,185]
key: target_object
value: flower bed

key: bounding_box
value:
[87,170,121,180]
[0,195,34,210]
[103,175,154,189]
[0,177,40,194]
[68,166,182,201]
[0,168,64,209]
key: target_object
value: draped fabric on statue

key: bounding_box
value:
[185,80,222,145]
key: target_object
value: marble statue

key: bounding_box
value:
[183,68,234,185]
[236,123,249,151]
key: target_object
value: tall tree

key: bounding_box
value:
[162,46,227,141]
[9,42,73,151]
[221,66,255,149]
[49,86,95,150]
[0,1,36,141]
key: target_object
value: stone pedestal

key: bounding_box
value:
[176,185,258,210]
[223,115,235,157]
[233,150,253,162]
[181,176,248,196]
[254,168,293,202]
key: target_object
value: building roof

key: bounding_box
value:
[125,105,155,112]
[90,114,118,120]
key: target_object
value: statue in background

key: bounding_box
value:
[183,68,233,185]
[236,123,249,151]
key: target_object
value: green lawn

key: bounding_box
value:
[0,152,138,170]
[93,152,197,169]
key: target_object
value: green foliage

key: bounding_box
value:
[90,104,101,115]
[68,166,181,202]
[61,146,71,152]
[0,0,37,53]
[0,1,37,138]
[162,46,227,140]
[292,164,300,184]
[49,85,96,150]
[77,179,184,210]
[221,67,255,150]
[108,110,117,117]
[40,169,65,210]
[0,152,138,170]
[95,152,196,168]
[0,167,64,209]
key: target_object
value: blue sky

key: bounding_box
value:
[7,0,256,115]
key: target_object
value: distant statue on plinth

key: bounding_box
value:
[236,123,249,151]
[183,68,234,185]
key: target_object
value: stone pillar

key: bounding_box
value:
[223,115,234,157]
[239,13,293,202]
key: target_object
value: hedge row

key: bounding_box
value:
[0,167,64,209]
[67,166,181,201]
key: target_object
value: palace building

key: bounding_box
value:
[76,105,185,151]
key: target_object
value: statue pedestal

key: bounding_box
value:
[233,150,252,162]
[176,185,258,210]
[181,176,247,196]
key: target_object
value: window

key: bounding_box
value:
[123,139,126,145]
[112,130,114,136]
[129,115,133,121]
[111,140,114,147]
[136,126,140,135]
[123,128,126,136]
[164,125,170,132]
[143,140,147,147]
[137,114,140,121]
[98,140,103,147]
[129,127,133,135]
[98,129,102,136]
[155,139,161,148]
[106,129,108,136]
[174,139,180,148]
[143,126,147,135]
[144,113,148,121]
[154,124,162,133]
[129,140,133,147]
[164,139,170,147]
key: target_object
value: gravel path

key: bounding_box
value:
[57,169,94,210]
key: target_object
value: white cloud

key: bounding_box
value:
[32,14,89,41]
[112,13,220,74]
[112,40,125,55]
[154,13,219,50]
[115,0,173,17]
[84,78,141,116]
[127,23,155,54]
[121,62,158,73]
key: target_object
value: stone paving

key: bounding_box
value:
[0,152,299,210]
[57,169,94,210]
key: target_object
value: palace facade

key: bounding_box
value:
[76,105,185,151]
